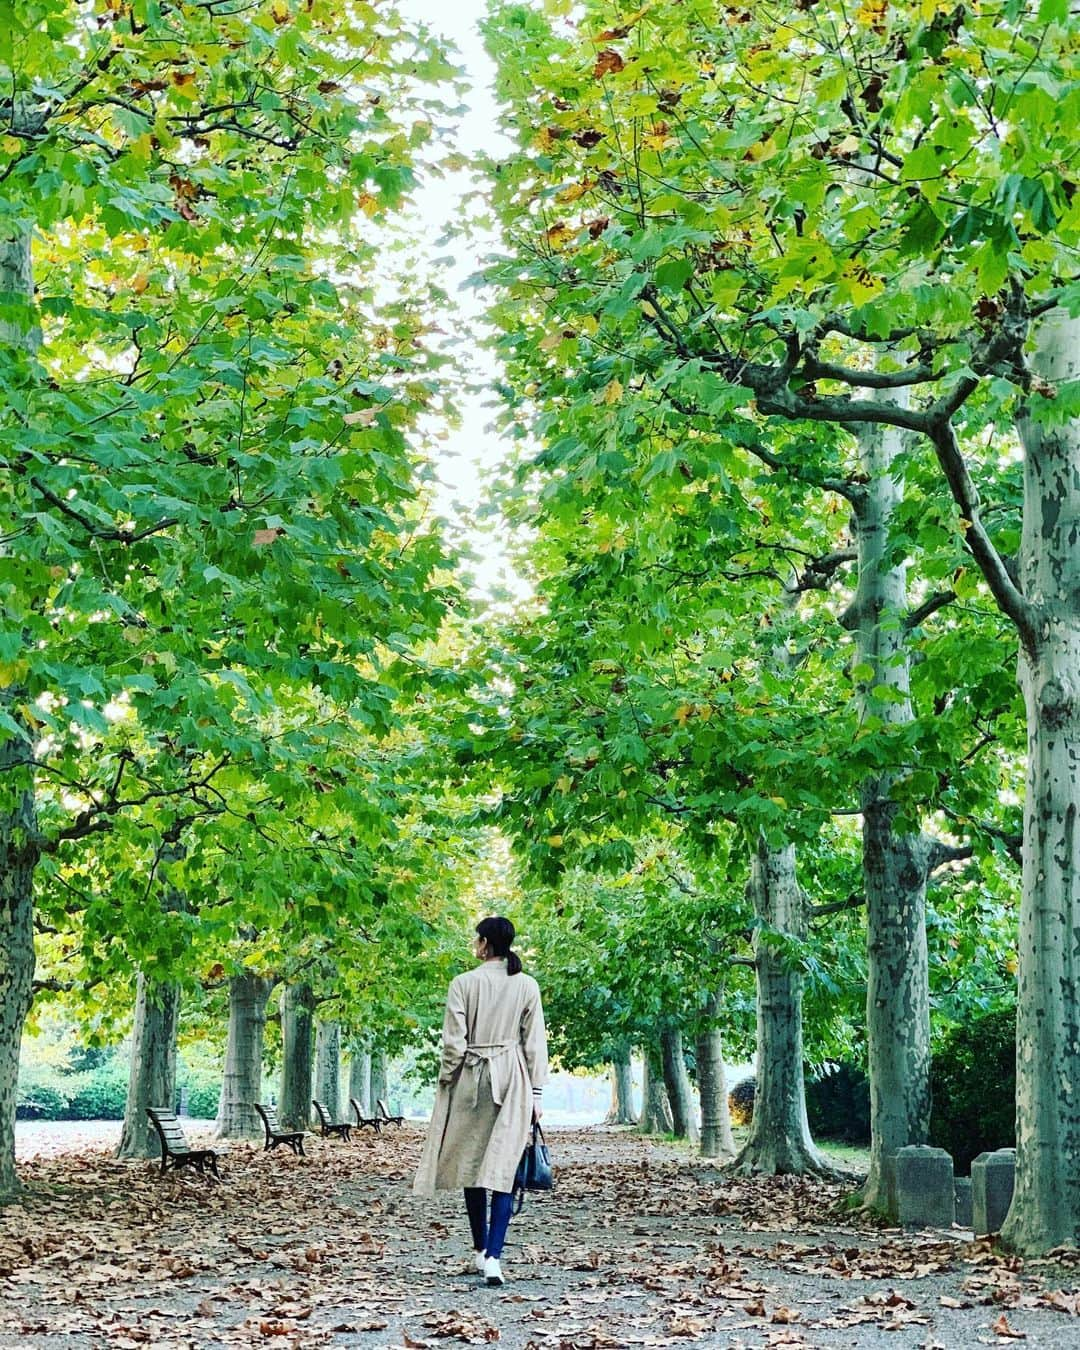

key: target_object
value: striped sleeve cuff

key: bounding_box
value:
[532,1087,543,1098]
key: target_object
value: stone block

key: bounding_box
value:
[896,1144,955,1228]
[954,1176,973,1227]
[972,1148,1016,1236]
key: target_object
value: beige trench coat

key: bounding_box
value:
[413,959,548,1195]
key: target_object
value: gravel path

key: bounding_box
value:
[1,1126,1078,1348]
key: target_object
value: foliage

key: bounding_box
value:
[930,1007,1016,1175]
[728,1075,755,1127]
[806,1062,871,1146]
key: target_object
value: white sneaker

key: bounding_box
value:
[483,1256,504,1287]
[471,1249,485,1275]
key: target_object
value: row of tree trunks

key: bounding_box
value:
[114,962,384,1156]
[279,983,316,1132]
[605,1047,637,1125]
[116,973,181,1159]
[731,841,827,1176]
[314,1020,342,1117]
[349,1044,373,1116]
[696,995,735,1159]
[215,973,275,1141]
[638,1051,674,1134]
[660,1026,699,1146]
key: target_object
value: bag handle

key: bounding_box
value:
[513,1122,547,1215]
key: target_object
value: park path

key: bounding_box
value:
[1,1126,1079,1348]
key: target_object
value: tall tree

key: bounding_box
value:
[0,0,458,1197]
[480,0,1049,1225]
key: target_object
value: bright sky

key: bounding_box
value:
[396,0,525,600]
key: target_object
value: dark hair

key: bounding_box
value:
[476,916,522,975]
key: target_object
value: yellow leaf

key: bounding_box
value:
[555,775,573,793]
[539,330,563,351]
[2,136,21,155]
[546,834,564,848]
[556,180,592,204]
[271,0,291,22]
[675,703,695,726]
[344,408,378,426]
[601,378,623,406]
[130,274,150,295]
[698,703,713,722]
[0,660,28,685]
[356,192,380,217]
[545,222,574,251]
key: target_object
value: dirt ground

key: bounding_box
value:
[1,1125,1079,1349]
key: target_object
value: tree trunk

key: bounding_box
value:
[849,408,933,1216]
[731,840,827,1175]
[0,213,40,1202]
[216,973,274,1140]
[279,983,315,1131]
[638,1045,674,1134]
[696,993,735,1158]
[605,1047,637,1124]
[1000,309,1080,1254]
[660,1026,699,1143]
[370,1047,388,1110]
[116,973,181,1159]
[348,1045,372,1115]
[314,1021,342,1118]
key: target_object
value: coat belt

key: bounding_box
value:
[461,1041,517,1108]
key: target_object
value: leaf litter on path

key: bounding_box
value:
[1,1127,1079,1348]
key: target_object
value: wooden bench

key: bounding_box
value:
[312,1099,351,1141]
[254,1103,306,1156]
[349,1098,381,1132]
[377,1098,406,1128]
[146,1108,221,1178]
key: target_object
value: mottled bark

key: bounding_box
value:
[0,213,39,1202]
[314,1021,342,1118]
[370,1047,388,1111]
[1001,310,1080,1253]
[638,1045,674,1135]
[116,973,181,1159]
[731,840,828,1175]
[849,408,933,1216]
[279,983,315,1131]
[696,993,735,1158]
[216,973,274,1140]
[605,1047,637,1125]
[348,1045,372,1115]
[660,1026,699,1143]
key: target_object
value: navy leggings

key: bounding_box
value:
[464,1187,514,1259]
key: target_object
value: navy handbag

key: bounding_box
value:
[513,1123,553,1212]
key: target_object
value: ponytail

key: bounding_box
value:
[476,916,522,976]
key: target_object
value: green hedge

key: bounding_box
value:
[930,1007,1016,1174]
[18,1053,222,1122]
[806,1061,870,1144]
[177,1062,220,1120]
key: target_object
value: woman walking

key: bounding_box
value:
[413,917,548,1286]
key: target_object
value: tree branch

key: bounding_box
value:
[928,841,975,873]
[924,418,1038,650]
[904,589,957,630]
[30,477,179,544]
